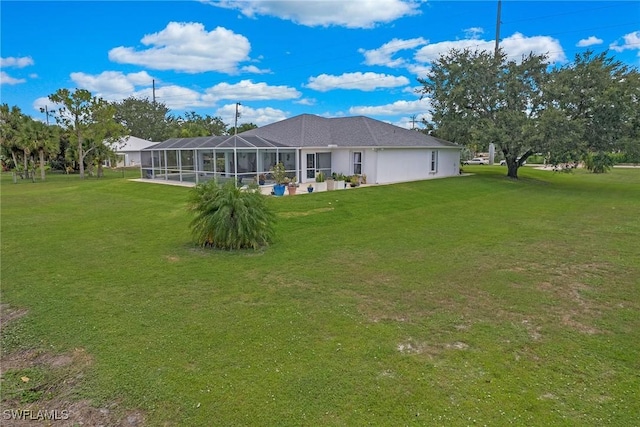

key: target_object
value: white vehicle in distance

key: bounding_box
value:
[499,157,526,166]
[463,157,489,165]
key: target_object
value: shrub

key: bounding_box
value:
[584,152,614,174]
[188,180,275,250]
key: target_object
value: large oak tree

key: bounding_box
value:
[418,48,548,178]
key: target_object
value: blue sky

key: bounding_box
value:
[1,1,639,130]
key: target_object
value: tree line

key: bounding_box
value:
[0,90,257,180]
[418,49,640,178]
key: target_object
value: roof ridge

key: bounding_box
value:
[361,116,379,146]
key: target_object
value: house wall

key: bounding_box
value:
[299,147,460,184]
[123,151,142,167]
[373,148,460,184]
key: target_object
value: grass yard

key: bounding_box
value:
[1,166,639,426]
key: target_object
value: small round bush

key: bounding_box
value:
[188,180,275,250]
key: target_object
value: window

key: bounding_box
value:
[430,150,438,173]
[353,152,362,175]
[306,153,315,179]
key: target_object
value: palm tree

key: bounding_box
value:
[188,180,276,250]
[30,120,59,181]
[0,104,25,173]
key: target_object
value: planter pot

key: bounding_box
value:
[326,179,335,191]
[259,179,265,185]
[287,185,297,195]
[335,180,345,190]
[307,187,314,193]
[314,182,327,192]
[273,184,286,196]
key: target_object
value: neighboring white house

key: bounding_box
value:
[108,136,157,167]
[139,114,461,185]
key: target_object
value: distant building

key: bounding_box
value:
[107,136,157,167]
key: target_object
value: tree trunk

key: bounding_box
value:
[97,162,104,178]
[507,161,519,179]
[39,148,46,181]
[11,151,18,172]
[23,149,29,179]
[78,137,85,179]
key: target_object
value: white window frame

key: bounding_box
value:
[353,151,362,175]
[430,150,438,173]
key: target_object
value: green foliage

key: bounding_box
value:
[113,97,172,141]
[169,111,228,137]
[419,49,640,177]
[271,161,287,184]
[418,49,548,178]
[584,151,615,173]
[48,89,126,179]
[315,171,325,182]
[188,179,275,250]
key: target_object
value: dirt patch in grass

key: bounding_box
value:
[536,262,607,335]
[0,303,146,427]
[278,207,334,218]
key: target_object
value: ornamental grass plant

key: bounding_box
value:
[188,179,275,250]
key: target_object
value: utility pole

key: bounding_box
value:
[234,102,241,181]
[410,114,417,130]
[152,79,156,104]
[494,0,502,58]
[39,106,53,125]
[234,102,241,135]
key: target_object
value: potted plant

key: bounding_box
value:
[286,176,298,195]
[307,184,314,193]
[326,173,335,191]
[271,162,287,196]
[315,171,327,192]
[258,173,266,185]
[334,172,346,190]
[349,175,360,187]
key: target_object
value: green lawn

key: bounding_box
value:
[2,167,639,426]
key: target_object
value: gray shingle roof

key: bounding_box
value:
[144,134,287,150]
[242,114,459,148]
[143,114,459,150]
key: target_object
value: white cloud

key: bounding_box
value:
[210,0,422,29]
[405,63,431,78]
[202,80,301,103]
[576,36,603,47]
[109,22,256,74]
[0,71,26,85]
[142,85,206,110]
[240,65,271,74]
[414,32,566,64]
[70,71,155,100]
[464,27,484,40]
[295,98,316,106]
[359,37,428,67]
[391,114,431,129]
[610,31,640,55]
[306,72,409,92]
[349,98,431,116]
[215,103,288,127]
[32,97,56,115]
[1,56,34,68]
[500,33,566,63]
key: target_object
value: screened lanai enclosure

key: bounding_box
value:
[140,135,309,185]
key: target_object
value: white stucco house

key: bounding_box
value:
[109,136,157,167]
[139,114,461,185]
